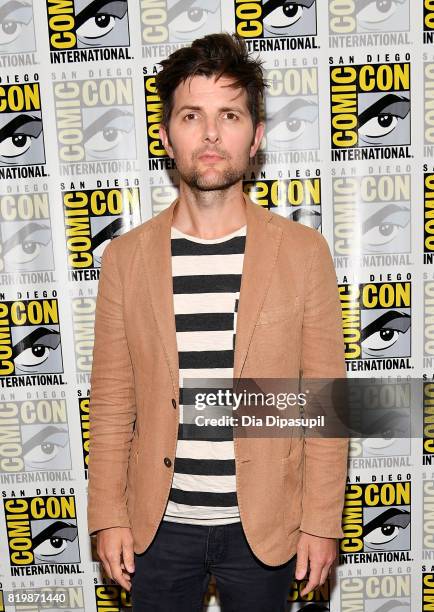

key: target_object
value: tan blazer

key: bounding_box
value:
[87,194,348,566]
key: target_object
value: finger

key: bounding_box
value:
[295,545,308,580]
[112,569,132,592]
[109,556,131,591]
[300,562,321,597]
[122,542,135,574]
[300,578,317,598]
[319,562,332,586]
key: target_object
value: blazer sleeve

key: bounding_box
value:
[299,230,349,539]
[87,239,136,536]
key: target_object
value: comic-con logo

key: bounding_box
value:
[339,280,411,371]
[141,0,221,46]
[46,0,130,62]
[144,75,176,171]
[71,296,95,378]
[425,0,434,42]
[423,478,434,554]
[0,398,71,473]
[424,281,434,366]
[340,480,411,562]
[150,184,179,216]
[339,574,411,610]
[0,81,46,175]
[348,379,411,466]
[95,584,131,610]
[0,298,64,379]
[62,187,140,278]
[234,0,317,47]
[4,494,80,572]
[328,0,410,39]
[243,177,321,230]
[264,67,319,152]
[424,64,434,155]
[333,172,411,262]
[329,61,411,161]
[287,578,329,610]
[79,396,89,475]
[0,190,55,276]
[423,573,434,608]
[0,0,36,56]
[424,384,434,465]
[53,77,136,167]
[425,173,434,262]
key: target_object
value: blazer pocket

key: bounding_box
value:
[256,297,300,326]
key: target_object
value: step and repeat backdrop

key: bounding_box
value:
[0,0,433,610]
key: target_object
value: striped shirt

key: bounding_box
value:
[162,223,247,525]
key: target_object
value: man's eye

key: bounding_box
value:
[185,113,197,120]
[224,112,238,120]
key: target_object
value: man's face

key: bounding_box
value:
[159,75,264,192]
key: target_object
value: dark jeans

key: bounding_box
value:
[131,519,296,612]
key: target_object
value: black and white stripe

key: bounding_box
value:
[162,224,246,525]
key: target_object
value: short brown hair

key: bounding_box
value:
[154,32,267,128]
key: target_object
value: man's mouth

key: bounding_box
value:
[198,151,225,161]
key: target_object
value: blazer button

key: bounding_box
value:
[164,457,172,467]
[172,398,177,409]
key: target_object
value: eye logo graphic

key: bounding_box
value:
[0,191,55,274]
[339,282,411,362]
[0,83,45,168]
[264,68,319,152]
[243,178,322,231]
[46,0,129,51]
[348,380,411,462]
[0,399,71,473]
[340,482,411,558]
[329,0,410,35]
[333,174,411,257]
[330,62,411,159]
[62,187,140,272]
[53,78,136,164]
[235,0,317,39]
[141,0,221,45]
[0,0,36,54]
[0,299,63,377]
[4,495,80,567]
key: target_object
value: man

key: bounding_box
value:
[87,33,348,611]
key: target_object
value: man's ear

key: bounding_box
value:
[159,123,174,158]
[249,121,265,158]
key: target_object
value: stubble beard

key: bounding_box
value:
[180,166,245,192]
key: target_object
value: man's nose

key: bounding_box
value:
[203,117,220,143]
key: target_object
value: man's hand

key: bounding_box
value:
[96,527,135,591]
[295,532,337,597]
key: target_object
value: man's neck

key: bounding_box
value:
[171,181,247,240]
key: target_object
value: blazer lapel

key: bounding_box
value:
[140,194,283,397]
[140,201,180,398]
[233,195,283,380]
